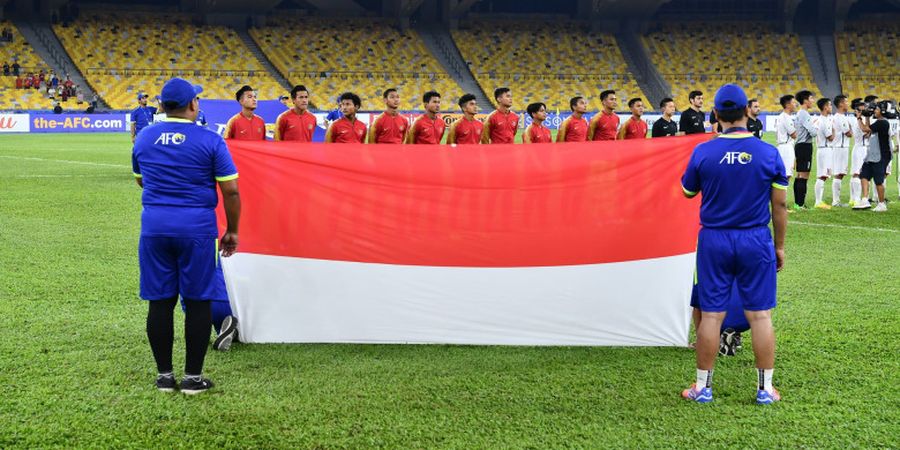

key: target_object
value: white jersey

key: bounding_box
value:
[775,111,796,145]
[815,114,833,148]
[832,113,852,148]
[890,119,900,152]
[153,112,168,123]
[850,115,868,149]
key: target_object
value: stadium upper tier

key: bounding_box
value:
[451,20,647,112]
[835,20,900,103]
[250,17,463,111]
[0,21,55,110]
[53,12,284,110]
[643,23,818,112]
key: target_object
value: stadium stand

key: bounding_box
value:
[52,12,285,110]
[642,22,819,111]
[835,18,900,102]
[250,17,463,111]
[451,19,647,112]
[0,20,56,110]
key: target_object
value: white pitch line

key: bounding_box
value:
[790,221,899,234]
[0,155,129,169]
[9,174,128,179]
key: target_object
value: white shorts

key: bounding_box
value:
[851,145,867,175]
[832,147,849,176]
[777,144,795,177]
[816,146,834,177]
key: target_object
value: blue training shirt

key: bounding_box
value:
[132,118,238,238]
[131,105,158,135]
[681,129,788,229]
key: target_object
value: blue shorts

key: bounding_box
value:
[696,226,777,313]
[690,282,751,332]
[139,236,228,301]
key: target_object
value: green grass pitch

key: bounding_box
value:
[1,132,898,448]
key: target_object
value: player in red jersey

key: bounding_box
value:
[223,85,266,140]
[447,94,482,145]
[588,89,619,141]
[523,102,552,144]
[325,92,367,143]
[618,98,648,140]
[368,88,408,144]
[557,96,589,142]
[274,85,317,142]
[406,91,445,145]
[481,87,519,144]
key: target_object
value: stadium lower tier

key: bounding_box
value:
[288,73,464,112]
[86,72,285,110]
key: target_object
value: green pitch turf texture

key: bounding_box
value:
[1,132,898,449]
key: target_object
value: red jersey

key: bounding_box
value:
[275,109,316,142]
[224,113,267,141]
[484,110,519,144]
[327,117,367,143]
[369,112,408,144]
[622,117,648,139]
[559,116,588,142]
[449,117,483,144]
[525,123,552,143]
[590,110,619,141]
[409,114,445,145]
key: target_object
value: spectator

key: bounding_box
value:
[2,62,9,76]
[50,73,59,88]
[15,75,23,89]
[11,61,20,76]
[77,89,84,104]
[38,69,46,85]
[53,101,63,114]
[24,74,33,89]
[91,93,99,110]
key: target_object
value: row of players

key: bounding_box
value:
[220,85,764,144]
[772,91,899,211]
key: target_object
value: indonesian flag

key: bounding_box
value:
[219,135,707,346]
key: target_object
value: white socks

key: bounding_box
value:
[696,369,712,390]
[815,179,825,204]
[758,368,774,392]
[850,177,861,203]
[832,178,842,204]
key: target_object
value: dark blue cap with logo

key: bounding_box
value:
[159,77,203,109]
[714,84,748,111]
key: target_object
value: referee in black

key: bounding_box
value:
[679,90,706,134]
[747,98,764,138]
[652,97,679,137]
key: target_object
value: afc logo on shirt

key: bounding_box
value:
[720,152,752,165]
[155,132,186,145]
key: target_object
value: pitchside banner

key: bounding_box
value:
[218,135,709,346]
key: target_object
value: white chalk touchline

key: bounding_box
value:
[0,155,129,169]
[790,221,899,234]
[9,174,129,179]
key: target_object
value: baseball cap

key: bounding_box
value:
[279,94,289,100]
[136,92,149,100]
[160,77,203,109]
[714,84,748,111]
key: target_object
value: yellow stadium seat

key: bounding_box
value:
[643,22,820,111]
[452,20,648,112]
[835,18,900,103]
[0,20,57,110]
[250,17,463,111]
[53,12,285,110]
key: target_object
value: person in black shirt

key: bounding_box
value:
[856,101,896,211]
[652,97,679,137]
[680,90,706,134]
[747,98,764,138]
[709,107,720,134]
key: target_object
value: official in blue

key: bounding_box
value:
[132,77,241,394]
[130,92,157,143]
[680,84,788,405]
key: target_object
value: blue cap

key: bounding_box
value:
[714,84,748,111]
[159,77,203,109]
[137,92,149,100]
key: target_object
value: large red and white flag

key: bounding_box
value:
[219,135,707,346]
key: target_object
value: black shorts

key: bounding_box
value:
[860,157,891,185]
[794,143,813,173]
